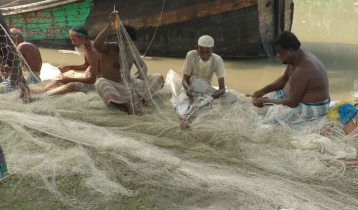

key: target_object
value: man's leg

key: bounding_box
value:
[47,83,75,96]
[44,80,61,92]
[175,90,192,130]
[217,91,238,106]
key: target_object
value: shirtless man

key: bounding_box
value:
[44,26,99,96]
[0,10,29,103]
[10,28,42,83]
[94,11,164,114]
[252,31,330,124]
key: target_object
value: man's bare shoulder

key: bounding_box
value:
[301,52,325,71]
[18,42,39,52]
[20,42,38,48]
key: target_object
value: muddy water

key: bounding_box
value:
[39,0,358,101]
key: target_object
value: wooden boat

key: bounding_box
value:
[0,0,294,58]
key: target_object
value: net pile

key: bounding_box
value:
[0,21,358,210]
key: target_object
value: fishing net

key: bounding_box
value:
[1,17,358,210]
[0,24,25,91]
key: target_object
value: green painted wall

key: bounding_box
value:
[4,0,93,40]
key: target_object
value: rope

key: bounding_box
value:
[114,15,136,115]
[142,0,166,58]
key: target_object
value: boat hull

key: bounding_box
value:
[1,0,294,58]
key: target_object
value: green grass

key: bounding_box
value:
[0,173,162,210]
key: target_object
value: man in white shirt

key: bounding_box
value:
[176,35,238,130]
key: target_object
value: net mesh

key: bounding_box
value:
[112,13,160,115]
[0,18,358,210]
[0,24,39,93]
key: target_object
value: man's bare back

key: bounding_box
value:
[284,51,330,103]
[18,42,42,72]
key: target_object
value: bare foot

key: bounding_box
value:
[179,117,189,130]
[19,83,30,104]
[124,102,140,115]
[320,128,333,137]
[113,102,141,115]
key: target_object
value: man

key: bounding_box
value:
[0,10,29,103]
[176,35,238,130]
[44,26,99,96]
[94,11,164,114]
[10,28,42,83]
[252,31,330,124]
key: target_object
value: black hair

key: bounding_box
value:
[274,31,301,50]
[123,25,137,41]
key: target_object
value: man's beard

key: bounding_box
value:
[75,42,85,54]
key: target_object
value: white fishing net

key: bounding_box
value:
[1,18,358,210]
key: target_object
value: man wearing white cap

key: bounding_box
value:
[175,35,238,130]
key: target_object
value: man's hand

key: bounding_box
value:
[56,75,72,84]
[211,90,224,99]
[186,87,194,99]
[134,70,146,80]
[109,11,119,25]
[252,98,265,108]
[252,89,266,99]
[58,65,70,73]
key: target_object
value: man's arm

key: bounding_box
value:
[17,44,27,59]
[67,54,89,71]
[253,65,291,98]
[94,24,111,54]
[134,56,148,79]
[212,57,226,99]
[58,53,89,72]
[94,11,118,55]
[182,74,194,99]
[182,74,191,90]
[181,52,194,90]
[211,77,226,99]
[259,68,309,108]
[60,51,98,84]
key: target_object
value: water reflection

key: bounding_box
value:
[293,0,358,100]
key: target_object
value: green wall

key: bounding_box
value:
[4,0,93,40]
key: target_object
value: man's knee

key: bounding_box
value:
[95,78,107,90]
[219,91,238,105]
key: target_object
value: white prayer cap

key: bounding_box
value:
[198,35,214,48]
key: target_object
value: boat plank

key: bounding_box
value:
[86,0,256,35]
